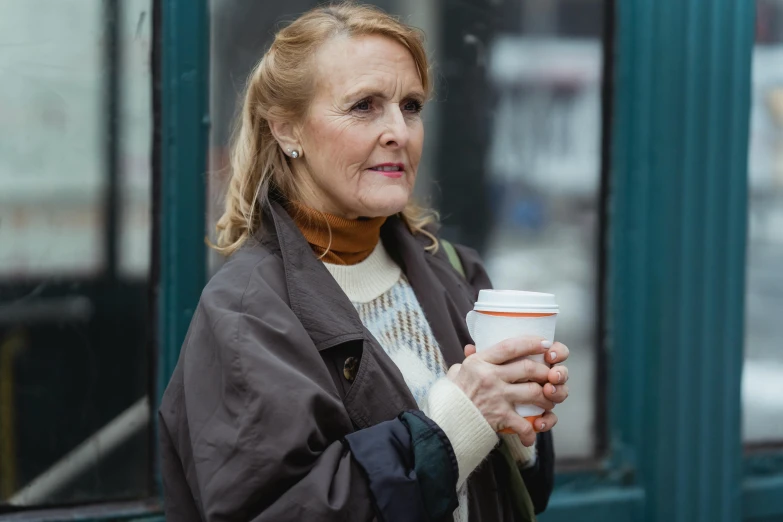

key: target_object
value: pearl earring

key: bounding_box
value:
[291,150,300,159]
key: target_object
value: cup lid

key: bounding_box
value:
[474,290,559,313]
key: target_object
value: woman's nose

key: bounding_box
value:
[380,107,409,148]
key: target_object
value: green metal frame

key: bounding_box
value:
[542,0,766,520]
[157,0,209,406]
[0,0,207,520]
[609,0,752,519]
[155,0,209,507]
[743,453,783,519]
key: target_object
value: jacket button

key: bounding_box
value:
[343,356,359,382]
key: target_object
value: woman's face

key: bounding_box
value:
[293,34,425,219]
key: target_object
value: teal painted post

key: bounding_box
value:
[156,0,209,500]
[158,0,209,401]
[611,1,754,521]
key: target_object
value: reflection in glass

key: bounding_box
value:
[0,2,105,277]
[482,36,601,459]
[208,0,604,460]
[119,1,154,279]
[743,0,783,444]
[0,0,152,506]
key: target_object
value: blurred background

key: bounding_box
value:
[0,0,780,515]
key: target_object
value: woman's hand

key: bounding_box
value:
[540,341,570,404]
[448,338,570,446]
[467,340,571,408]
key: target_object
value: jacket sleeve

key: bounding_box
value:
[453,243,556,514]
[160,297,458,522]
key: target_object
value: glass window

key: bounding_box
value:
[119,1,154,279]
[0,0,153,507]
[209,0,605,461]
[743,0,783,444]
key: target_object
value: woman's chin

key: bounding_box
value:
[357,187,411,217]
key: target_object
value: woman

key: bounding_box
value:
[159,3,571,521]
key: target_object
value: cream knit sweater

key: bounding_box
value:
[325,242,537,519]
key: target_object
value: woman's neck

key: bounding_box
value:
[287,200,386,265]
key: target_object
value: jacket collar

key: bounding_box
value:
[265,200,366,350]
[265,199,470,367]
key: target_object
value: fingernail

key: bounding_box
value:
[550,351,557,361]
[556,371,562,383]
[550,384,557,394]
[541,340,553,349]
[540,422,546,431]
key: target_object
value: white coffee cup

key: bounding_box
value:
[466,290,559,423]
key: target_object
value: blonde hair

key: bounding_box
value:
[213,2,439,257]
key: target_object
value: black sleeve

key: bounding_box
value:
[345,411,459,522]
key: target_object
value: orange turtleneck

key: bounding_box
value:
[287,201,387,266]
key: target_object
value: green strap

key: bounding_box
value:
[440,239,466,279]
[498,442,538,522]
[440,239,537,520]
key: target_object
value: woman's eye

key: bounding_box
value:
[353,99,372,112]
[403,100,424,113]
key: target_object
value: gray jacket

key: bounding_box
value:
[159,200,554,521]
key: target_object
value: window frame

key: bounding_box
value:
[1,0,207,519]
[543,0,781,521]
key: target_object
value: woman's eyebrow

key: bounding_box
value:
[341,88,426,103]
[342,88,388,102]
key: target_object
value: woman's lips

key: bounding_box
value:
[372,169,404,179]
[368,163,405,178]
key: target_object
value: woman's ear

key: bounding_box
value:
[269,119,301,158]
